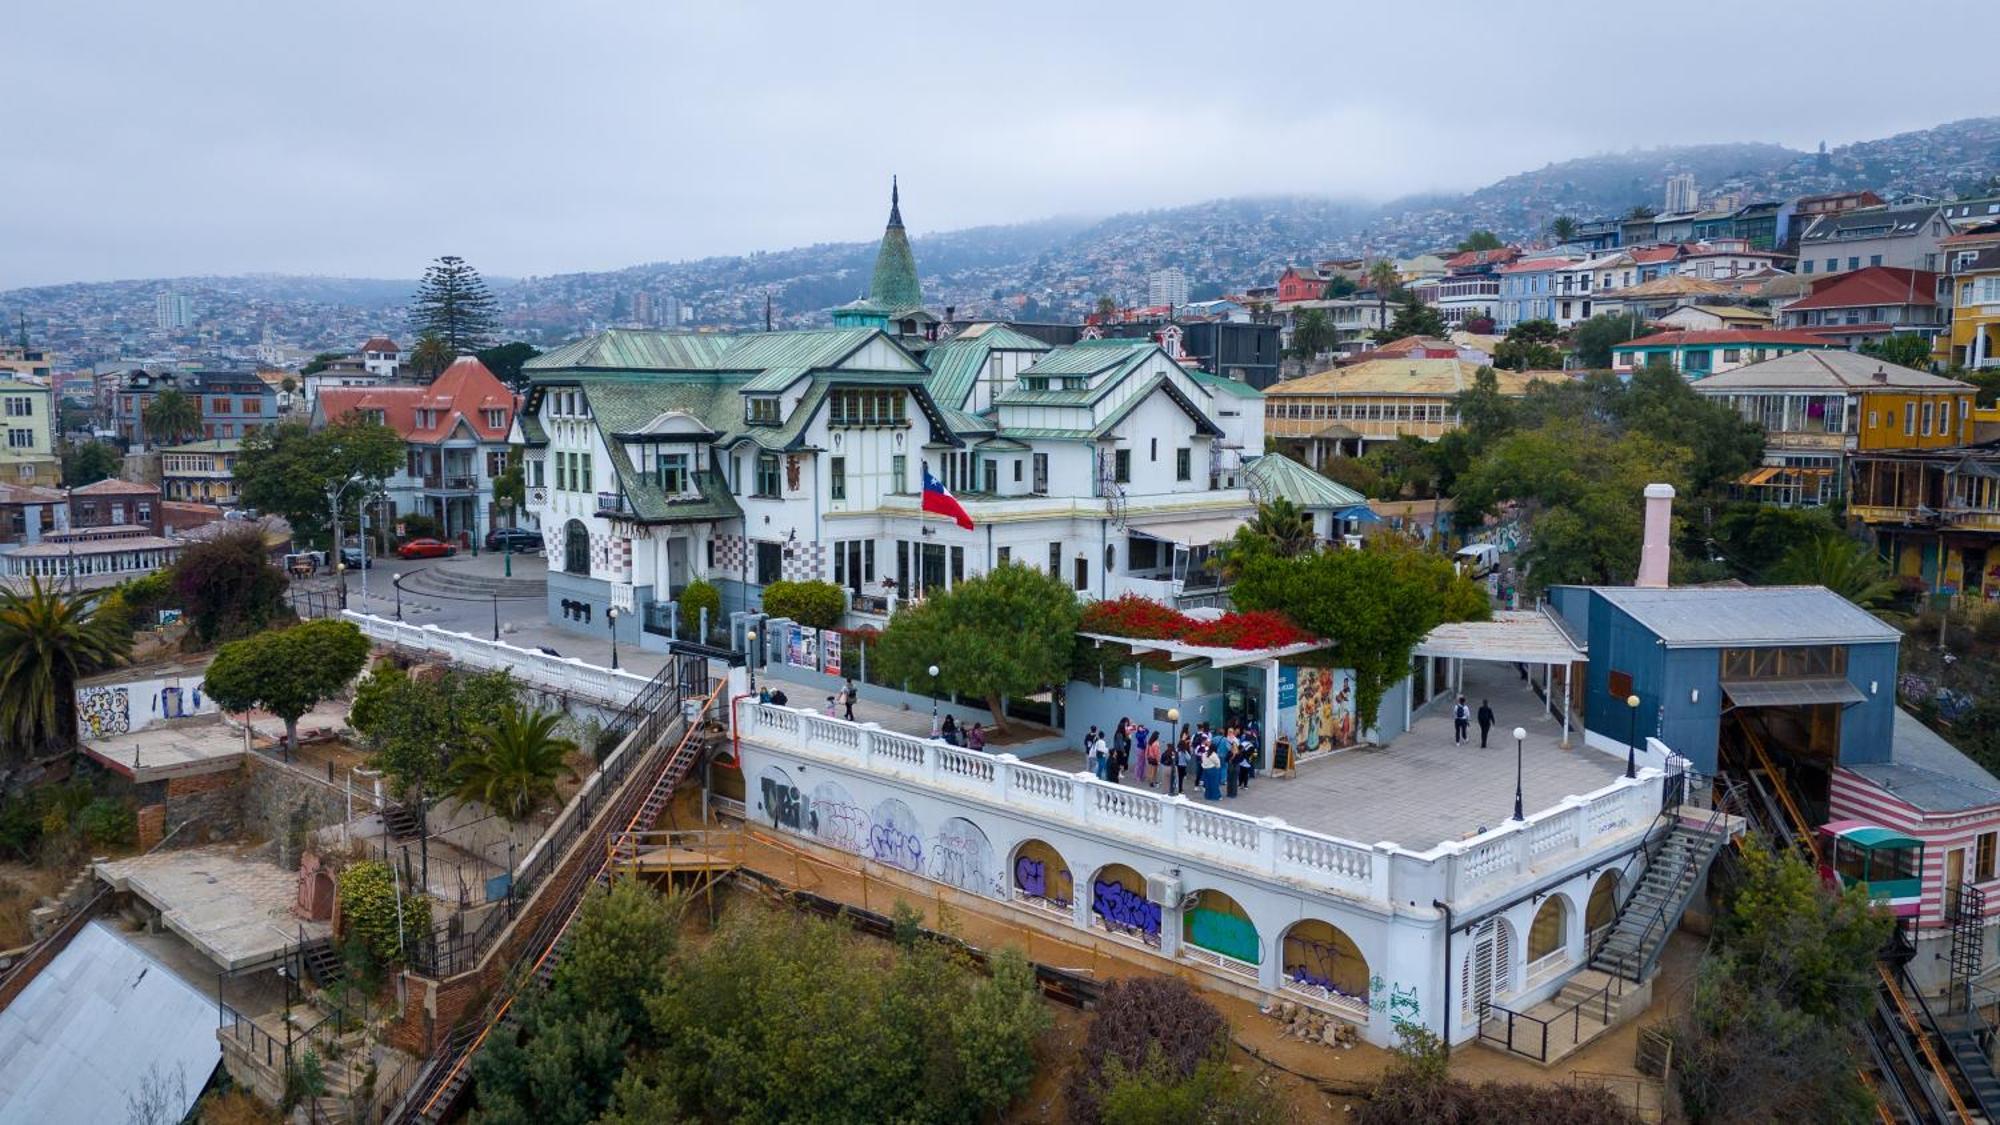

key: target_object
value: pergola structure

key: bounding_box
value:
[1413,609,1586,744]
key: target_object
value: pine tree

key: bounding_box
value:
[409,255,498,355]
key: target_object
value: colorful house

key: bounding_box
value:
[1775,266,1946,350]
[1848,438,2000,598]
[1610,329,1841,378]
[0,377,58,487]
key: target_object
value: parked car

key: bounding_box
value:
[282,551,322,578]
[1454,542,1501,579]
[396,538,458,560]
[340,546,371,570]
[486,527,544,551]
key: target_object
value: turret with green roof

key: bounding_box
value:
[869,176,923,313]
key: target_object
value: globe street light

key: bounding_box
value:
[1511,726,1528,822]
[928,663,942,736]
[1625,693,1642,779]
[745,628,759,694]
[607,605,621,671]
[1166,707,1182,795]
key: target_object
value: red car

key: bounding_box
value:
[396,538,458,559]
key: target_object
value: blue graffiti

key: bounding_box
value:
[1014,857,1072,905]
[869,824,923,871]
[1091,879,1160,941]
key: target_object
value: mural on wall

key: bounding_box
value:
[1292,667,1357,754]
[1013,839,1074,909]
[1184,890,1261,965]
[77,686,132,739]
[1090,863,1161,946]
[758,765,804,830]
[927,816,1003,898]
[868,797,924,872]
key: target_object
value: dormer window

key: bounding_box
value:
[654,452,689,495]
[483,408,507,429]
[828,389,907,427]
[747,397,780,424]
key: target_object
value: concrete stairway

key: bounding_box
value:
[399,564,545,600]
[1590,816,1729,982]
[1481,968,1623,1065]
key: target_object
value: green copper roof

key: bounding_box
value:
[1244,453,1365,510]
[527,329,734,372]
[869,178,923,311]
[923,323,1050,412]
[1188,368,1264,400]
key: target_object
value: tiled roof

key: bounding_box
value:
[360,337,399,354]
[1626,246,1682,264]
[1442,247,1521,270]
[1786,267,1938,311]
[1497,257,1576,274]
[1600,276,1735,299]
[316,355,515,443]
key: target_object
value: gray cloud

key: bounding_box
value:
[0,0,1961,288]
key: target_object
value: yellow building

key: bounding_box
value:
[1856,388,1979,451]
[158,437,243,505]
[1262,359,1551,464]
[1849,444,2000,598]
[1938,239,2000,369]
[0,378,58,487]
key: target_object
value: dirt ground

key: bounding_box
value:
[0,863,69,949]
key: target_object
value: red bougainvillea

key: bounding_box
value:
[1081,596,1315,651]
[1079,595,1196,640]
[1181,610,1314,649]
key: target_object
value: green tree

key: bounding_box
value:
[548,879,683,1033]
[473,1000,628,1125]
[1768,534,1901,611]
[1067,976,1230,1124]
[677,579,720,640]
[410,255,499,355]
[1222,497,1317,577]
[1322,275,1359,298]
[1232,539,1487,724]
[1289,308,1336,360]
[491,456,524,536]
[874,561,1080,730]
[1708,502,1842,581]
[299,352,344,377]
[1095,295,1119,318]
[1613,362,1763,493]
[1457,230,1503,252]
[1387,292,1447,339]
[1548,215,1580,243]
[335,859,431,966]
[0,578,131,759]
[168,525,288,644]
[759,579,846,629]
[61,440,122,487]
[1859,332,1935,371]
[1097,1055,1282,1125]
[407,332,453,381]
[1493,318,1565,371]
[236,415,403,546]
[1367,258,1400,336]
[141,388,199,446]
[1571,312,1641,369]
[448,703,578,822]
[350,663,518,798]
[475,341,542,389]
[203,619,370,753]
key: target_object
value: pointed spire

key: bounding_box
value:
[888,175,903,229]
[871,177,922,311]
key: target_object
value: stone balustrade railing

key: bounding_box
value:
[736,700,1665,911]
[342,612,653,707]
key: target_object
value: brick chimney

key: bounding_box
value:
[1637,483,1674,589]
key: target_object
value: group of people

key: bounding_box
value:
[934,712,987,751]
[1450,695,1498,747]
[823,680,859,722]
[1082,717,1261,802]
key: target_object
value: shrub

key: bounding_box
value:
[170,527,288,645]
[120,571,177,617]
[1066,977,1229,1123]
[336,860,430,965]
[677,579,721,639]
[1359,1023,1639,1124]
[1181,610,1312,649]
[398,513,441,540]
[77,798,136,848]
[759,579,845,629]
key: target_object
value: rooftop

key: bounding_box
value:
[1615,329,1840,350]
[1785,266,1939,311]
[1689,349,1971,392]
[1272,359,1551,397]
[1844,710,2000,814]
[95,843,331,970]
[1586,584,1902,648]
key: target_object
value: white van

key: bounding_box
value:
[1455,542,1501,579]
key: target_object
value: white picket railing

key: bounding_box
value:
[342,612,654,706]
[734,700,1664,910]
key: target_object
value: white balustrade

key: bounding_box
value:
[1010,766,1074,809]
[343,611,652,706]
[1274,829,1376,896]
[937,746,996,786]
[1181,804,1261,858]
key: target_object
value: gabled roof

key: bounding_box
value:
[1600,275,1734,299]
[1786,267,1938,311]
[528,329,737,372]
[1088,374,1224,441]
[1497,257,1577,274]
[1798,203,1940,244]
[1244,453,1366,510]
[1587,584,1900,647]
[360,336,399,354]
[317,355,515,443]
[1271,358,1546,397]
[70,478,158,497]
[1615,329,1838,350]
[922,323,1050,412]
[1442,247,1522,270]
[1688,349,1971,392]
[1626,246,1683,264]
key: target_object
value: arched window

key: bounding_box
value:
[564,520,590,575]
[1527,896,1568,964]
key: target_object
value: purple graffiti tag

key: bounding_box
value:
[1091,879,1161,945]
[868,824,923,871]
[1015,856,1045,897]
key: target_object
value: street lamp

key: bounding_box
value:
[492,592,501,642]
[1511,726,1528,822]
[928,663,941,736]
[392,571,406,621]
[1625,693,1642,779]
[1166,707,1181,795]
[745,628,759,694]
[607,605,621,670]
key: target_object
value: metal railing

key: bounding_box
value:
[421,474,479,491]
[1478,978,1614,1063]
[1591,795,1731,982]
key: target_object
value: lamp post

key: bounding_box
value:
[1625,693,1641,779]
[607,605,621,670]
[492,592,501,642]
[928,663,941,736]
[392,571,406,621]
[745,628,758,694]
[1511,726,1528,822]
[1167,707,1181,795]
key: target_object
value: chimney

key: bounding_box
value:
[1637,483,1675,589]
[1873,367,1888,383]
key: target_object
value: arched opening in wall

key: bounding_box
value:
[564,519,590,575]
[1526,895,1571,985]
[806,779,863,854]
[866,798,924,873]
[1010,839,1074,917]
[1182,888,1260,977]
[1461,916,1516,1020]
[927,817,1000,897]
[1281,919,1370,1011]
[1585,870,1620,947]
[1087,863,1160,947]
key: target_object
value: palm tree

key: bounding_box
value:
[408,332,453,381]
[1246,497,1317,556]
[1548,215,1579,243]
[449,703,579,822]
[1290,309,1336,362]
[1366,259,1400,339]
[0,578,132,760]
[142,388,199,446]
[1769,535,1902,612]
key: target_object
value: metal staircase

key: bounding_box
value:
[1589,800,1732,983]
[388,660,722,1125]
[1095,449,1127,529]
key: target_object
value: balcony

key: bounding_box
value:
[596,491,631,515]
[421,473,480,493]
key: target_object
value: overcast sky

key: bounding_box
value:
[1,0,1971,289]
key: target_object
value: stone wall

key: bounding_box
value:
[242,755,350,871]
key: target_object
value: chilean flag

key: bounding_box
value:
[921,462,975,530]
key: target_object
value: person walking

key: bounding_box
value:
[1476,699,1496,749]
[1238,725,1258,791]
[1452,696,1471,746]
[1088,727,1107,778]
[967,722,986,752]
[1143,728,1162,788]
[843,678,857,721]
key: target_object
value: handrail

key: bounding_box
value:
[1737,717,1821,866]
[1594,796,1730,981]
[1478,977,1613,1062]
[1877,961,1973,1123]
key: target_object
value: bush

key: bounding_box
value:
[77,798,136,848]
[758,579,845,629]
[119,571,177,617]
[398,513,441,540]
[170,527,288,645]
[677,579,720,639]
[1358,1024,1639,1124]
[1098,1054,1283,1125]
[1067,977,1229,1123]
[336,860,431,966]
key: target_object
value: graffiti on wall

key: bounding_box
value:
[1366,974,1421,1029]
[76,686,131,739]
[759,766,804,830]
[1091,878,1161,945]
[808,781,868,853]
[927,817,1003,897]
[868,798,924,872]
[1013,856,1072,906]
